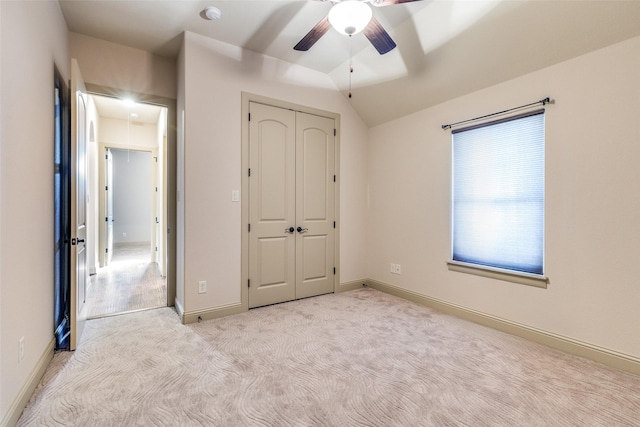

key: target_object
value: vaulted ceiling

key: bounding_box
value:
[59,0,640,126]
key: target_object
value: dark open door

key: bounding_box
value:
[54,66,71,349]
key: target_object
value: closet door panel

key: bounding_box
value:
[295,112,335,299]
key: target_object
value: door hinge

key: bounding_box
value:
[105,216,108,222]
[248,168,251,177]
[105,154,108,160]
[333,175,336,182]
[334,128,336,136]
[155,246,158,252]
[155,187,158,192]
[248,279,251,288]
[333,267,336,275]
[248,113,251,121]
[105,185,108,191]
[248,223,251,232]
[105,248,109,253]
[333,221,336,228]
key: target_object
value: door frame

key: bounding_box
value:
[240,92,341,311]
[98,144,159,268]
[86,83,177,309]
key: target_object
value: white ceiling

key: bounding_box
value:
[59,0,640,126]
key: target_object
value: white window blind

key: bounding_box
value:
[452,110,545,275]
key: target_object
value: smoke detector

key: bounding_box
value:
[203,6,221,20]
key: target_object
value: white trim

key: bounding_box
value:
[174,298,184,320]
[1,339,55,427]
[337,280,366,293]
[181,302,245,324]
[447,260,548,288]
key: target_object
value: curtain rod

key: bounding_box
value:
[441,97,553,131]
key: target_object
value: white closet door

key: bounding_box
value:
[248,102,296,308]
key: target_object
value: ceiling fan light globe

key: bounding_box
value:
[328,1,373,36]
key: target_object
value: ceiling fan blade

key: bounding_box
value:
[363,16,397,55]
[370,0,423,7]
[293,16,331,51]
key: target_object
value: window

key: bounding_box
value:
[449,110,546,286]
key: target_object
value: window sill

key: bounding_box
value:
[447,260,548,289]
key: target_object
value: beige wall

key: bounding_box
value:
[69,32,176,100]
[0,0,69,422]
[99,117,159,149]
[179,31,369,314]
[367,35,640,360]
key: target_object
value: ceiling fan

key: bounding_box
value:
[294,0,422,55]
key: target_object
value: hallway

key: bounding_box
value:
[84,243,166,319]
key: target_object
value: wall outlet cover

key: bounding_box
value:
[198,281,207,294]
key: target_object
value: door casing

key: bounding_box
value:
[241,92,340,311]
[98,144,158,268]
[103,148,114,266]
[88,85,177,309]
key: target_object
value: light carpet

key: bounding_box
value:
[18,288,640,426]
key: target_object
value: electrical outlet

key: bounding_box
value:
[198,280,207,294]
[19,337,24,363]
[395,264,402,275]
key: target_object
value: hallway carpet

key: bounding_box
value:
[18,288,640,426]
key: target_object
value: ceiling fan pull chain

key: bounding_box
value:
[348,35,353,99]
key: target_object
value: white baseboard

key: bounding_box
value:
[181,302,245,324]
[1,338,55,427]
[174,298,184,320]
[366,279,640,376]
[336,279,366,293]
[180,280,368,324]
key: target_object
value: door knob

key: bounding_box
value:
[285,227,295,234]
[297,227,308,233]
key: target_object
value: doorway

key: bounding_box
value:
[85,94,169,318]
[243,95,340,309]
[59,58,177,349]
